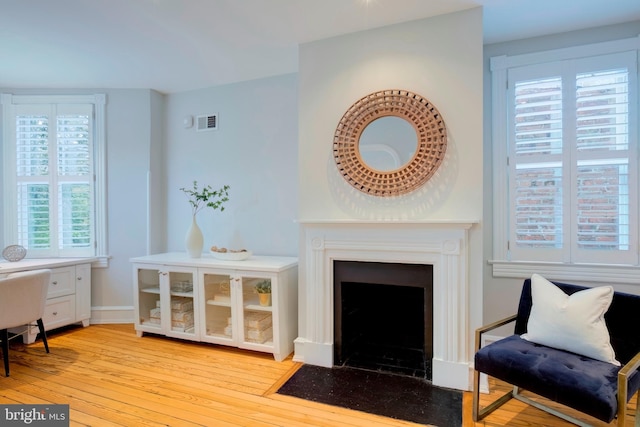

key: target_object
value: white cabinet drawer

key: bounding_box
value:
[43,295,76,330]
[48,267,75,298]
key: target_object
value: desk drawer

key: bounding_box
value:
[48,267,75,298]
[43,295,76,330]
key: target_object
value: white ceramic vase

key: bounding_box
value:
[185,215,204,258]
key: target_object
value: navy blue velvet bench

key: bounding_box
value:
[472,278,640,426]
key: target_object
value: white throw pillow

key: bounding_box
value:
[521,273,619,366]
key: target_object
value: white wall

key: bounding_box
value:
[162,74,298,257]
[148,89,166,255]
[297,7,484,351]
[481,20,640,330]
[92,89,160,322]
[299,9,483,223]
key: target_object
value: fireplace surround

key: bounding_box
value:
[294,220,476,391]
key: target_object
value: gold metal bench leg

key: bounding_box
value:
[472,370,514,421]
[512,387,592,427]
[617,385,627,427]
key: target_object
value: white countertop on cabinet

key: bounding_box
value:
[0,257,97,274]
[130,252,298,273]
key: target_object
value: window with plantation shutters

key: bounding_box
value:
[2,94,106,260]
[492,42,639,273]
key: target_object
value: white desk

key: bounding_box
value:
[1,258,95,343]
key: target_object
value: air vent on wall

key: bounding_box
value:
[196,113,218,131]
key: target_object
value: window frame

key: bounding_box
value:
[1,93,108,265]
[490,36,640,283]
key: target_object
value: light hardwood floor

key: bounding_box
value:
[0,324,635,427]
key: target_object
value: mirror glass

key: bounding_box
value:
[359,116,418,171]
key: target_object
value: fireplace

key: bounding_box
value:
[333,260,433,379]
[294,220,476,391]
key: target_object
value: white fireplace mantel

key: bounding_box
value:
[294,220,478,391]
[297,219,478,227]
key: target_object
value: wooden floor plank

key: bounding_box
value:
[4,370,192,427]
[0,324,636,426]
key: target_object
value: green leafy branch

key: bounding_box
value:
[180,181,230,216]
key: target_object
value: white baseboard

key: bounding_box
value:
[90,306,135,324]
[432,359,472,391]
[293,337,333,367]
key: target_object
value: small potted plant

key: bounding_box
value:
[255,280,272,307]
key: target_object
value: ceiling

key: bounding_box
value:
[1,0,639,94]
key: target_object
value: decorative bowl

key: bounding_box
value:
[2,245,27,262]
[210,250,252,261]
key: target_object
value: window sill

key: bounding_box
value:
[489,260,640,285]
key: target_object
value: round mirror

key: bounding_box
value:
[333,89,447,197]
[359,116,418,171]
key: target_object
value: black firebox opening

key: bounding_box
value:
[333,261,433,380]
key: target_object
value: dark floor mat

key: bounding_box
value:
[277,364,462,427]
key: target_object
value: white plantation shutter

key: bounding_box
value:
[59,183,92,249]
[16,115,49,176]
[512,76,563,256]
[15,111,52,250]
[58,114,91,175]
[500,49,638,266]
[56,109,93,253]
[574,68,630,261]
[2,95,103,259]
[17,183,50,249]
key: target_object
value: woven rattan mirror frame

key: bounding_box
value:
[333,89,447,197]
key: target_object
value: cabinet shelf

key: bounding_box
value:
[141,319,162,328]
[170,291,193,298]
[206,299,231,307]
[244,304,273,312]
[207,293,231,306]
[140,287,160,294]
[172,326,195,333]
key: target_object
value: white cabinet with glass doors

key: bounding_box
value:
[133,263,199,341]
[131,252,298,361]
[201,269,294,361]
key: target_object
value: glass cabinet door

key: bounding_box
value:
[202,272,234,342]
[136,267,162,333]
[239,276,274,348]
[166,270,196,337]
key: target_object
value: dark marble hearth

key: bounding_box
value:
[277,364,462,427]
